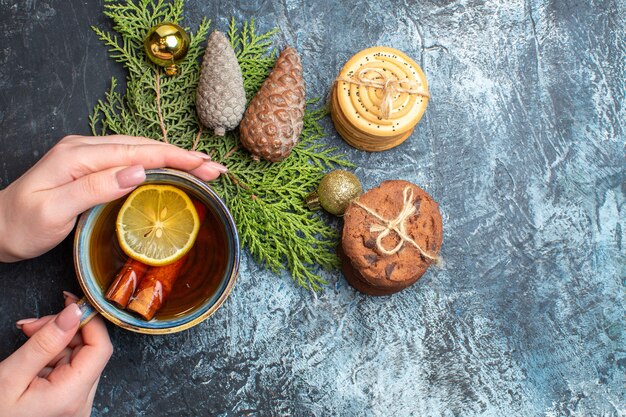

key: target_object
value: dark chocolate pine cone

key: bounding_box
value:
[239,46,306,162]
[196,31,246,136]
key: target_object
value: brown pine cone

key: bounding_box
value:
[239,46,306,162]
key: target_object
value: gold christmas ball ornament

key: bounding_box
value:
[305,170,363,216]
[144,22,190,76]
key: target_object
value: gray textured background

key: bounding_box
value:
[1,0,625,416]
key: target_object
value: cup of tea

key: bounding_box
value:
[73,168,240,334]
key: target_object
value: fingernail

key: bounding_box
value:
[63,290,79,300]
[189,151,212,161]
[205,161,228,173]
[16,318,38,329]
[189,165,221,182]
[116,165,146,189]
[55,304,82,331]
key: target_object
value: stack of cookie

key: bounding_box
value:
[340,180,442,295]
[330,47,430,152]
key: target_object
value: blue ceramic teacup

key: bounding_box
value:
[73,168,239,334]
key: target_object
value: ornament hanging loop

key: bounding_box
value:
[305,191,322,211]
[165,65,179,76]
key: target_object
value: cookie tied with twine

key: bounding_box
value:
[330,47,430,152]
[340,180,442,296]
[353,186,441,263]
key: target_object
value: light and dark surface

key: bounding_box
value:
[0,0,624,415]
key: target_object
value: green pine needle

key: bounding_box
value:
[89,0,352,291]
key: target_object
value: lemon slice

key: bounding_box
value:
[116,185,200,266]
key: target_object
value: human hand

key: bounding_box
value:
[0,135,227,262]
[0,292,112,417]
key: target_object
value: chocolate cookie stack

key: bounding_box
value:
[330,47,430,152]
[340,180,442,295]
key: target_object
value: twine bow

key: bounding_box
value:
[336,67,430,119]
[353,187,441,264]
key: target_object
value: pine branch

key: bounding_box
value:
[154,68,168,142]
[90,0,351,291]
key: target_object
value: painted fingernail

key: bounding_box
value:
[55,303,82,331]
[189,165,220,182]
[189,151,212,161]
[205,161,228,173]
[16,318,38,329]
[62,290,79,300]
[116,165,146,189]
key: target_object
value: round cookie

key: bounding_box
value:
[329,46,429,152]
[341,180,442,295]
[338,245,405,296]
[335,47,429,137]
[330,85,413,152]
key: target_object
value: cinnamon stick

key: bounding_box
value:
[126,256,187,320]
[105,259,148,308]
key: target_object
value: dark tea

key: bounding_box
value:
[89,192,228,320]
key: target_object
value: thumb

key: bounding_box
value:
[2,304,82,393]
[50,165,145,221]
